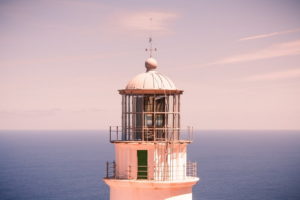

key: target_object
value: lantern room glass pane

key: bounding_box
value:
[155,96,165,112]
[144,96,154,112]
[155,114,165,127]
[145,114,153,127]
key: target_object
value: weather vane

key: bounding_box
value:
[145,17,157,57]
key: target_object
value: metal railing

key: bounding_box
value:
[105,161,198,181]
[105,161,116,179]
[109,126,194,142]
[186,161,197,177]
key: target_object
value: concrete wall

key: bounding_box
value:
[104,179,198,200]
[114,142,187,181]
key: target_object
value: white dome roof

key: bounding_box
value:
[125,58,176,90]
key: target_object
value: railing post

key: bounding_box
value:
[191,126,194,141]
[106,161,109,178]
[109,126,112,142]
[113,161,116,178]
[195,162,197,177]
[116,126,119,140]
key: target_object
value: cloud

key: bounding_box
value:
[119,11,178,34]
[239,28,300,41]
[210,40,300,65]
[244,68,300,81]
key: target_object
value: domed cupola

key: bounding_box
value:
[125,57,177,90]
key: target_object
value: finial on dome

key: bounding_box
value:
[145,37,157,57]
[145,18,157,58]
[144,18,158,71]
[145,57,157,71]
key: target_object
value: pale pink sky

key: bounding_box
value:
[0,0,300,130]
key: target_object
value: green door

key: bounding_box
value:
[137,150,148,179]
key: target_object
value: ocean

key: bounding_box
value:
[0,130,300,200]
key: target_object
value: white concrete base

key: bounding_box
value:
[104,178,199,200]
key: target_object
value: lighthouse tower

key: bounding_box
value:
[104,45,199,200]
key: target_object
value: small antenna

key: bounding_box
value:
[145,17,157,57]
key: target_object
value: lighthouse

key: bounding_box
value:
[104,41,199,200]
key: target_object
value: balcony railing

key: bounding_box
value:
[105,161,116,179]
[105,161,198,181]
[109,126,194,142]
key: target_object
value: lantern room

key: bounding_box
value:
[117,57,184,142]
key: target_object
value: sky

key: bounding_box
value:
[0,0,300,130]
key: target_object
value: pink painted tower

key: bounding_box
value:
[104,40,199,200]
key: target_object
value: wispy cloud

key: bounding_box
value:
[210,40,300,65]
[119,11,178,34]
[239,28,300,41]
[244,68,300,81]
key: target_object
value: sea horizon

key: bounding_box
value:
[1,130,299,200]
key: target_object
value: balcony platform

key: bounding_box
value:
[110,140,192,144]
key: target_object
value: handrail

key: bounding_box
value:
[105,161,198,181]
[109,126,194,142]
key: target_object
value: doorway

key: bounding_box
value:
[137,150,148,179]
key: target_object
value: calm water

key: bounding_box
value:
[0,130,300,200]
